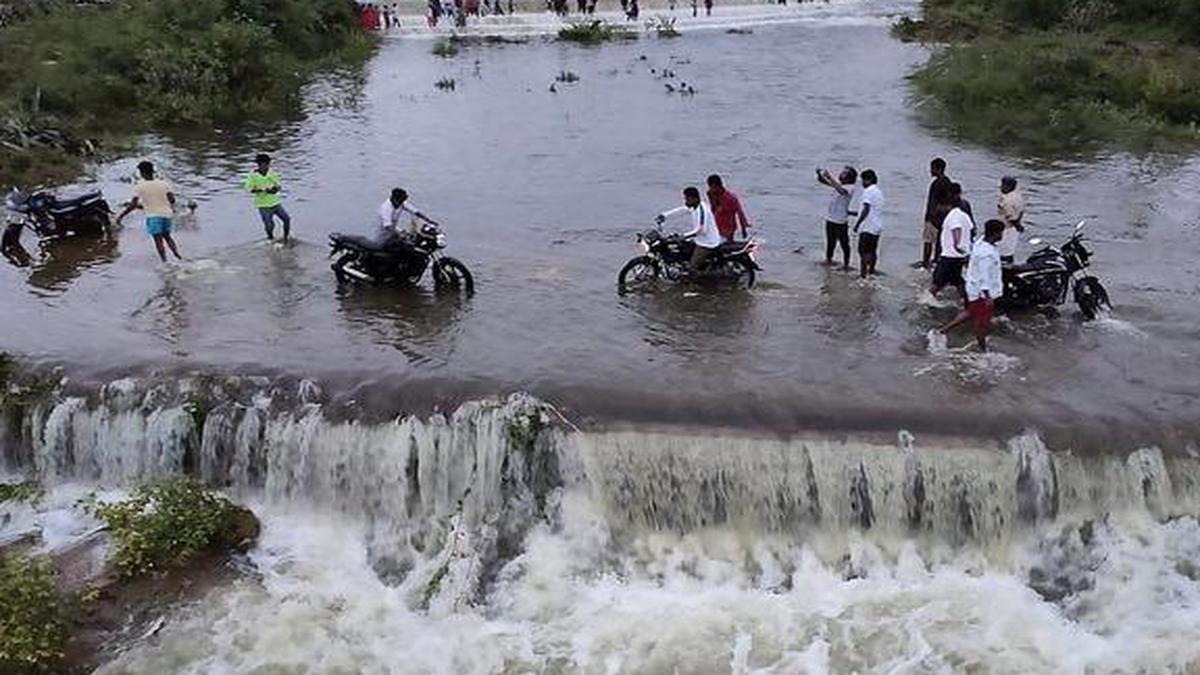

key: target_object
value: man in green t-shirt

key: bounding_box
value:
[243,153,291,242]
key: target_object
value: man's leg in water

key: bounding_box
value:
[152,235,168,262]
[162,234,182,260]
[824,221,836,264]
[689,245,712,272]
[275,205,292,241]
[837,225,851,269]
[258,208,276,240]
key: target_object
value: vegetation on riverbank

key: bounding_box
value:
[558,19,632,44]
[0,0,375,187]
[82,476,259,578]
[0,554,66,674]
[897,0,1200,153]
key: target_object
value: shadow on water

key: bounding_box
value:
[335,284,470,367]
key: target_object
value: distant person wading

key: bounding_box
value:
[116,161,183,263]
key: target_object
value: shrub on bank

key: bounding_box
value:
[82,476,259,579]
[0,0,374,185]
[901,0,1200,153]
[558,20,632,44]
[0,555,66,674]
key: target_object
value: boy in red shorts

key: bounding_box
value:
[936,219,1005,351]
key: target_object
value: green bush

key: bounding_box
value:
[0,481,43,504]
[0,555,66,674]
[557,20,632,44]
[81,477,252,578]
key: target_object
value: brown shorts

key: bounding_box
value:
[922,220,939,244]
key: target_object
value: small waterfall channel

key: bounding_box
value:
[4,372,1200,673]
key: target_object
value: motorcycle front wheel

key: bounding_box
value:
[433,257,475,296]
[617,256,661,295]
[1074,276,1111,320]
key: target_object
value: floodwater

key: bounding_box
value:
[2,0,1199,444]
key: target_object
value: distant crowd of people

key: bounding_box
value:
[353,0,723,29]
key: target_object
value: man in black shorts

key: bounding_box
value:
[853,169,885,279]
[930,182,972,299]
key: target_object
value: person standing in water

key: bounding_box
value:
[116,160,182,263]
[935,219,1004,351]
[997,176,1025,264]
[704,0,712,15]
[930,182,971,299]
[706,174,751,242]
[243,153,292,242]
[817,166,858,270]
[853,169,884,279]
[920,157,952,270]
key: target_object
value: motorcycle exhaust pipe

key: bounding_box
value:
[339,265,373,282]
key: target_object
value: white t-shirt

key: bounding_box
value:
[940,207,972,259]
[965,239,1003,302]
[857,185,884,235]
[378,199,420,231]
[826,185,857,225]
[661,202,721,249]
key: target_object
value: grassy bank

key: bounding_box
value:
[0,0,375,187]
[897,0,1200,153]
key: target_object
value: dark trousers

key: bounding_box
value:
[825,220,850,266]
[258,204,291,239]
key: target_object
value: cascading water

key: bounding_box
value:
[4,373,1200,673]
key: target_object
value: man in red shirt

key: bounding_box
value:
[706,174,752,242]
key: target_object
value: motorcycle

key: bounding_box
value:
[1000,220,1111,320]
[328,222,474,295]
[3,187,112,247]
[618,226,761,294]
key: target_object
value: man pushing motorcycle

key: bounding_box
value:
[656,186,722,271]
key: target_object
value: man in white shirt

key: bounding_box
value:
[930,182,971,299]
[817,165,858,270]
[997,176,1025,264]
[657,186,720,271]
[936,219,1005,351]
[378,188,432,234]
[853,169,884,279]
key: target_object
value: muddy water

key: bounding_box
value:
[2,0,1198,443]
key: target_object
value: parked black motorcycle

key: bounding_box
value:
[329,223,474,294]
[618,227,761,294]
[3,188,111,247]
[1000,220,1111,320]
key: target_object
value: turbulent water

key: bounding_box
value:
[3,0,1200,671]
[3,374,1200,673]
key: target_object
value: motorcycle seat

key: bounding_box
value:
[717,240,750,255]
[1007,260,1065,275]
[47,191,104,212]
[332,232,406,253]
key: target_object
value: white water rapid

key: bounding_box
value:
[3,374,1200,673]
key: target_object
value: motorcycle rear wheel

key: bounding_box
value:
[720,258,756,290]
[332,253,358,285]
[433,257,475,296]
[617,256,661,295]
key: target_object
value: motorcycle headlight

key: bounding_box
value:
[435,233,447,248]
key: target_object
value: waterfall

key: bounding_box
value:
[7,373,1200,673]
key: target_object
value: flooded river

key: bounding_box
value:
[3,0,1199,443]
[4,4,1200,672]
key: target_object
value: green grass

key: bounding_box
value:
[900,0,1200,154]
[0,0,375,187]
